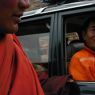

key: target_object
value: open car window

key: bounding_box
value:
[63,11,95,82]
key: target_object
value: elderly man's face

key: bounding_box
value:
[0,0,30,33]
[84,22,95,50]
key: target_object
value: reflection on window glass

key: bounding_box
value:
[18,33,49,64]
[39,34,49,62]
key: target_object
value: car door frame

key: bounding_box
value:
[58,3,95,95]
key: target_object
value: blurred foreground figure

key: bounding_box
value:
[0,0,44,95]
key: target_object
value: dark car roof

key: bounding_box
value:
[21,0,95,19]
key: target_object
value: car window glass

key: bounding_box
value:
[17,18,51,77]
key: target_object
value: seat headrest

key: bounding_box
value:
[66,41,84,62]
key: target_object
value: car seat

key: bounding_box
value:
[66,40,84,62]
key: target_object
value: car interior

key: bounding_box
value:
[65,12,95,74]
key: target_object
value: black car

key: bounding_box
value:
[16,0,95,95]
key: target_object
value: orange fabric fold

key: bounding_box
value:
[0,34,44,95]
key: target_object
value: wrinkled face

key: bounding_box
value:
[0,0,30,33]
[84,22,95,50]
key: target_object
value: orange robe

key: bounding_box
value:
[69,46,95,81]
[0,34,44,95]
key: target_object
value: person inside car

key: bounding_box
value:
[69,16,95,81]
[0,0,44,95]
